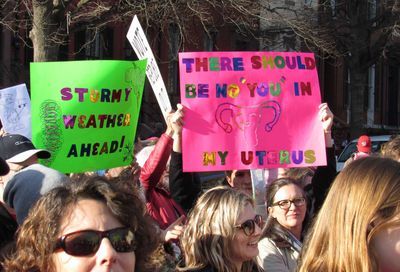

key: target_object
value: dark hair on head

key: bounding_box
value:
[225,170,233,177]
[284,168,314,188]
[2,175,158,272]
[262,178,308,247]
[108,167,141,193]
[222,170,234,187]
[381,135,400,161]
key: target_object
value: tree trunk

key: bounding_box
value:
[349,66,368,137]
[30,0,63,62]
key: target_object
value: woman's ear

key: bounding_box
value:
[268,206,274,218]
[226,175,234,188]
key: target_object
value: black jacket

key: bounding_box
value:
[169,151,202,213]
[311,147,337,213]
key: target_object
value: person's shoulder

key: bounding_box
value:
[186,266,214,272]
[197,268,214,272]
[258,237,280,252]
[26,163,57,171]
[18,164,68,184]
[259,236,276,245]
[27,164,66,176]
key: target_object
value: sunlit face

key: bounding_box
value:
[231,203,262,269]
[371,222,400,272]
[52,199,136,272]
[268,184,306,233]
[227,170,252,197]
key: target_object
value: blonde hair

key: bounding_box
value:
[179,186,260,272]
[298,157,400,272]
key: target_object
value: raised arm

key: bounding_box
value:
[169,104,201,213]
[312,103,337,213]
[139,113,174,192]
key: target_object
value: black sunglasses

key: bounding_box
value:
[235,214,263,236]
[54,227,136,256]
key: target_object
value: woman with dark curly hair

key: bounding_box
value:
[2,175,158,272]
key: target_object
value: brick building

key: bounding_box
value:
[1,1,399,144]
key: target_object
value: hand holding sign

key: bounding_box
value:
[171,104,184,133]
[318,103,333,133]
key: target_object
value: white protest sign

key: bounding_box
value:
[126,15,172,122]
[0,84,32,139]
[251,169,267,218]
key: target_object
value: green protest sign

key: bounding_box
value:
[30,60,147,173]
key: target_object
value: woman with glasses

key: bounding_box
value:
[298,156,400,272]
[179,186,263,272]
[257,178,308,272]
[2,176,158,272]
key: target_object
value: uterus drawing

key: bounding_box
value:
[215,101,281,147]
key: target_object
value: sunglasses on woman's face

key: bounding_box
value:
[54,227,136,256]
[235,214,263,236]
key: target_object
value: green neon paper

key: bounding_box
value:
[30,60,147,173]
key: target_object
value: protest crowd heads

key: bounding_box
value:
[0,134,50,163]
[180,186,262,272]
[381,135,400,161]
[3,176,158,271]
[356,135,371,153]
[0,157,9,176]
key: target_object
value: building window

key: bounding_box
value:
[368,0,377,20]
[204,29,217,51]
[387,65,400,126]
[124,40,137,60]
[285,0,295,6]
[58,43,69,61]
[168,24,180,95]
[235,39,249,50]
[374,63,381,112]
[24,38,33,65]
[304,0,314,7]
[367,65,375,126]
[344,68,350,109]
[74,30,86,60]
[74,28,113,60]
[86,28,113,59]
[330,0,336,16]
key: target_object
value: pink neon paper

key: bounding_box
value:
[179,51,326,172]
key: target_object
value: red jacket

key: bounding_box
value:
[139,133,185,230]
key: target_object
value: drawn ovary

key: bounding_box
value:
[215,101,281,147]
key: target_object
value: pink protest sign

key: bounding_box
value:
[179,51,326,172]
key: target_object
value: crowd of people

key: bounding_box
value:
[0,102,399,272]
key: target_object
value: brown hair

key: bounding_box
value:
[2,176,158,271]
[381,135,400,161]
[283,167,314,188]
[262,178,308,246]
